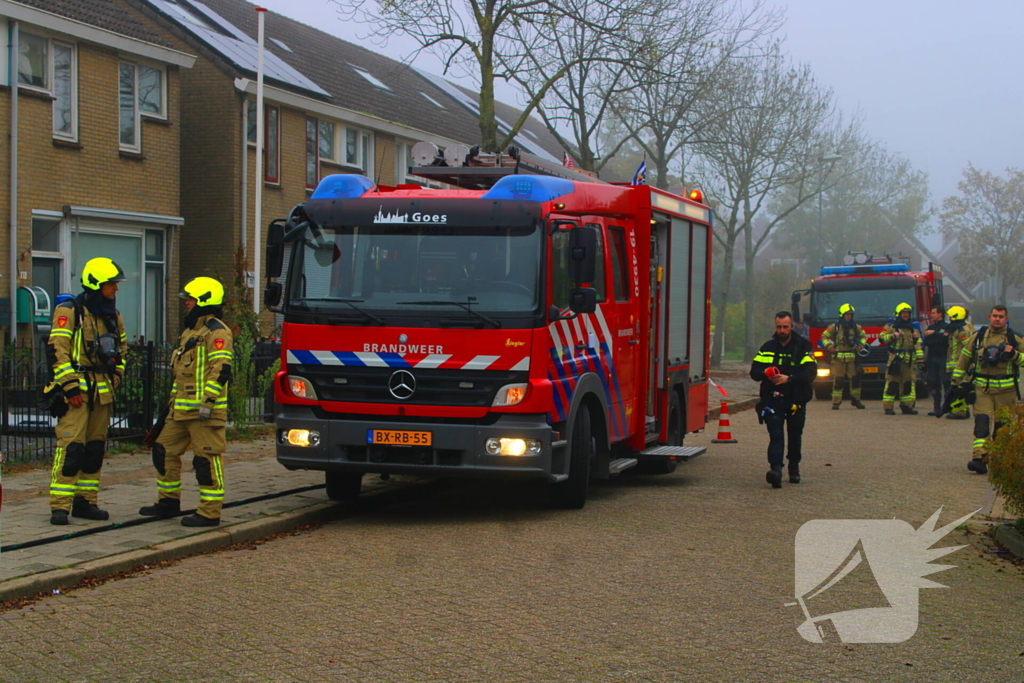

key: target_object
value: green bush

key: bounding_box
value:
[987,405,1024,516]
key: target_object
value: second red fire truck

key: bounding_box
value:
[264,146,712,508]
[791,253,944,399]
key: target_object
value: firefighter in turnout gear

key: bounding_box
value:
[820,303,867,410]
[951,305,1024,475]
[139,277,233,526]
[944,306,974,420]
[880,302,923,415]
[46,257,128,525]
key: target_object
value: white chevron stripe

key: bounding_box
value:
[548,323,566,360]
[462,355,499,370]
[559,319,574,349]
[594,305,614,358]
[286,350,302,364]
[414,354,451,369]
[354,352,390,367]
[312,350,343,365]
[510,356,530,371]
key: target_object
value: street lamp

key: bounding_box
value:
[817,153,843,266]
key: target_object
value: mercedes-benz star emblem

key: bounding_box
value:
[388,370,416,400]
[398,333,409,343]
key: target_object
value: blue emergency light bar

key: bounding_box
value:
[482,175,573,203]
[820,263,909,276]
[311,174,375,199]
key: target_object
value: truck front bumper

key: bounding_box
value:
[275,405,558,481]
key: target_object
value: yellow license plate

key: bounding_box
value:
[367,429,432,446]
[863,366,879,373]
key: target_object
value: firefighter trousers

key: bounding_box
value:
[830,359,861,404]
[883,363,917,410]
[971,389,1016,460]
[152,418,226,520]
[49,401,111,510]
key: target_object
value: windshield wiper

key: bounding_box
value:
[397,298,501,329]
[295,298,385,325]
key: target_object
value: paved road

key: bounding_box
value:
[1,400,1022,682]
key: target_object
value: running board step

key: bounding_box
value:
[638,446,707,461]
[609,458,638,475]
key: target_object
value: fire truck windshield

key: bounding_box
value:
[810,288,916,323]
[286,224,542,316]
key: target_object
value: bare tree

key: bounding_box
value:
[772,139,931,271]
[939,164,1024,305]
[614,0,783,188]
[333,0,655,152]
[691,45,839,364]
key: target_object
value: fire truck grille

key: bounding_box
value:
[863,346,890,365]
[290,365,528,407]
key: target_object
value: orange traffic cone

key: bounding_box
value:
[712,401,738,443]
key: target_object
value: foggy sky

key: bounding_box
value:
[257,0,1023,246]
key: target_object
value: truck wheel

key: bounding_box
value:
[551,406,593,510]
[638,392,682,475]
[814,383,831,401]
[325,471,363,502]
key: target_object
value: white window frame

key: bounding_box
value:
[119,62,141,152]
[318,119,337,162]
[17,31,79,142]
[339,126,373,176]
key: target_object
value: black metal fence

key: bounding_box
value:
[1,340,280,465]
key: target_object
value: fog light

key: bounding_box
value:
[286,429,320,447]
[485,437,541,456]
[816,368,831,377]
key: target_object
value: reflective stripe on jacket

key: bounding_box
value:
[169,314,234,424]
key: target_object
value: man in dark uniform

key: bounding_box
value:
[922,306,950,416]
[750,311,818,489]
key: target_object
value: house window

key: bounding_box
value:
[145,230,166,343]
[265,105,279,183]
[246,100,281,183]
[119,63,140,151]
[18,33,78,141]
[306,117,318,188]
[318,120,335,161]
[345,128,358,166]
[31,214,65,305]
[138,65,165,118]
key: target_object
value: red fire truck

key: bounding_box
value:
[264,146,711,509]
[791,253,944,399]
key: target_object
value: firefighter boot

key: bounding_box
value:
[139,498,181,518]
[766,465,783,489]
[831,404,840,410]
[181,513,220,527]
[851,400,866,409]
[50,509,69,526]
[885,409,896,416]
[788,463,801,484]
[967,458,988,475]
[900,405,918,415]
[72,496,109,521]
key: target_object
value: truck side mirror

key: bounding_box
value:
[568,226,598,284]
[266,220,285,279]
[264,281,283,310]
[569,287,597,314]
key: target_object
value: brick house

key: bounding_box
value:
[0,0,196,353]
[129,0,566,333]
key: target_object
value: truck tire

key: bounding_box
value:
[551,406,593,510]
[325,471,363,502]
[814,382,831,401]
[637,392,682,475]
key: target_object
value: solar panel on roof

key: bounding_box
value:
[149,0,329,97]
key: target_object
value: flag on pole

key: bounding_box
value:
[632,160,647,185]
[562,152,575,169]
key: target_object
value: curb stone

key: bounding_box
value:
[0,483,424,604]
[993,524,1024,559]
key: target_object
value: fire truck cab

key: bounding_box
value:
[265,145,712,509]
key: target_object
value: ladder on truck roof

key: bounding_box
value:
[409,142,606,190]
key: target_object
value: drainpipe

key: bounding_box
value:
[8,20,19,343]
[240,94,247,254]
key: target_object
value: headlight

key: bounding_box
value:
[492,383,528,406]
[288,375,317,399]
[485,437,542,456]
[816,368,831,377]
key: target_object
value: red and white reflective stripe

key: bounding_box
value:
[461,355,499,370]
[412,354,451,369]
